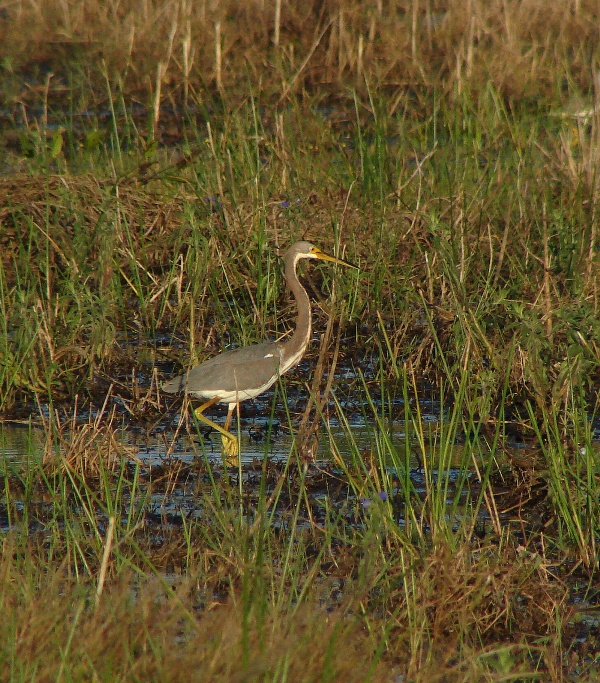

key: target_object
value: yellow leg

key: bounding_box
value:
[220,403,239,461]
[194,398,239,465]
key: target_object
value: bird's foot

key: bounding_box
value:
[221,432,240,467]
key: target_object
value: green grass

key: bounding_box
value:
[0,411,579,682]
[3,93,599,413]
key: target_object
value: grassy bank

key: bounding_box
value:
[1,0,599,680]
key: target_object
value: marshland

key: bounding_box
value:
[0,1,599,680]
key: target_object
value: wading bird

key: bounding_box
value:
[162,241,357,459]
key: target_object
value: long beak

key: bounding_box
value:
[312,248,358,269]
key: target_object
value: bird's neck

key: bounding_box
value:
[280,253,312,373]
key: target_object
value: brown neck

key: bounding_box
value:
[281,252,312,371]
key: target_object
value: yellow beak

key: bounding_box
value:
[312,247,358,269]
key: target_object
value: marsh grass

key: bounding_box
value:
[1,0,600,679]
[0,407,579,681]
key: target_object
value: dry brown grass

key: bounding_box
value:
[0,173,184,290]
[39,393,143,477]
[0,529,577,682]
[1,0,599,110]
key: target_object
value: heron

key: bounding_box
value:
[162,241,357,458]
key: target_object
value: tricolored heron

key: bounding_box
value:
[162,241,357,458]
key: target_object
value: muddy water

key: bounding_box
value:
[0,421,44,465]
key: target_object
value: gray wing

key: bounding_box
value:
[162,341,282,396]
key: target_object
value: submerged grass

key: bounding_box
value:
[1,0,600,680]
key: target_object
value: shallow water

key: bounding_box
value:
[2,411,598,532]
[0,410,509,546]
[0,409,476,470]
